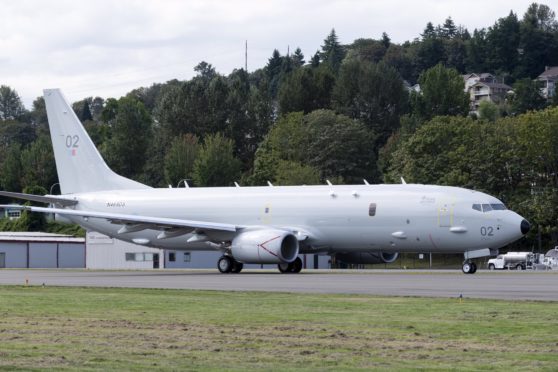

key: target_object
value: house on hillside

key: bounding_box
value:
[468,81,512,113]
[462,73,496,92]
[463,73,511,113]
[537,66,558,99]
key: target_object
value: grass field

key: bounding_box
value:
[0,286,557,371]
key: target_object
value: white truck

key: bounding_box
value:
[487,252,535,270]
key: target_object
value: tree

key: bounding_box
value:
[320,29,345,72]
[509,78,547,114]
[192,133,241,187]
[250,110,378,185]
[413,63,470,120]
[333,60,407,144]
[104,97,152,179]
[478,100,499,122]
[441,17,457,38]
[274,160,321,185]
[164,134,199,187]
[31,97,48,128]
[465,28,488,72]
[20,135,57,190]
[72,99,93,122]
[304,110,378,183]
[0,86,25,121]
[0,144,22,191]
[485,11,520,75]
[278,66,335,114]
[517,3,558,78]
[292,47,305,67]
[345,38,387,63]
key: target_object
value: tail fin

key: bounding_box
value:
[44,89,150,194]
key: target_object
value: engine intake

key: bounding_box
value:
[231,229,299,264]
[335,251,399,265]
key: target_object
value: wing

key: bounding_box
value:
[0,191,78,207]
[3,205,238,234]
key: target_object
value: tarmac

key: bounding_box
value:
[0,269,558,301]
[0,269,556,301]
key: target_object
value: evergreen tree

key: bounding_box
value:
[292,47,305,67]
[320,29,345,72]
[0,86,25,121]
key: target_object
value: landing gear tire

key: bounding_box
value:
[488,264,495,271]
[217,256,233,273]
[231,261,244,274]
[470,262,477,274]
[462,262,475,274]
[291,257,303,273]
[278,257,303,274]
[278,262,293,273]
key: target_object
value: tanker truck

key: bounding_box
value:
[487,252,535,270]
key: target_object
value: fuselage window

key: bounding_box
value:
[369,203,377,216]
[472,204,482,212]
[482,204,493,212]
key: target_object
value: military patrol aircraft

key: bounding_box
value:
[0,89,530,274]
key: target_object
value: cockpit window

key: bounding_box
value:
[473,203,507,212]
[490,203,507,210]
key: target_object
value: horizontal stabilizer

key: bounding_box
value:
[0,191,77,207]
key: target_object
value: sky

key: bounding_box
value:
[0,0,539,108]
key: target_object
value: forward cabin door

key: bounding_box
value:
[437,199,454,227]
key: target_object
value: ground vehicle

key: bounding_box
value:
[487,252,534,270]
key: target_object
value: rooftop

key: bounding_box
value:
[0,231,84,243]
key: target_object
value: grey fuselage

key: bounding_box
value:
[65,183,525,255]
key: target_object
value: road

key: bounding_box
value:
[0,269,556,301]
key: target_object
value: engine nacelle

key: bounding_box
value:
[335,251,399,265]
[231,229,299,264]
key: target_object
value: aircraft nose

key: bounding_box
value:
[520,219,531,235]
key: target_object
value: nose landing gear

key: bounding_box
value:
[462,261,477,274]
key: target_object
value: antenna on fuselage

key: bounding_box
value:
[363,179,370,185]
[267,181,274,187]
[326,180,333,186]
[401,177,407,185]
[234,182,240,187]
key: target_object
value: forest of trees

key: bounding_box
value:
[2,3,558,248]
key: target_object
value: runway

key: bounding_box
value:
[0,269,556,301]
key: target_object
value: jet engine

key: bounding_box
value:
[335,251,399,264]
[231,229,299,264]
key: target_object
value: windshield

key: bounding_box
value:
[472,203,507,212]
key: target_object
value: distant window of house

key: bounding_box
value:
[184,252,191,262]
[144,253,153,262]
[125,253,135,261]
[369,203,377,217]
[169,252,176,262]
[7,210,21,220]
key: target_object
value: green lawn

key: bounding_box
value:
[0,286,556,371]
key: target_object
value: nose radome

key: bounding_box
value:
[520,219,531,235]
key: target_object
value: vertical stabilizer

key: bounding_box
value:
[44,89,150,194]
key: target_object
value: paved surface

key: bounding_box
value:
[0,269,556,301]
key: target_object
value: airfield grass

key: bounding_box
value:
[0,286,557,371]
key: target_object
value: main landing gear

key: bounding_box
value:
[217,256,244,274]
[462,261,477,274]
[278,257,303,274]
